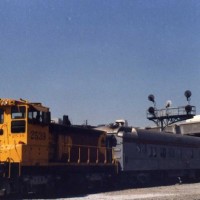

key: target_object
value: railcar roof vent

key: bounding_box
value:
[115,119,128,127]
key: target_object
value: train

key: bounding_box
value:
[1,98,200,196]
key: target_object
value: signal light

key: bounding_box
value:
[184,90,192,101]
[148,107,155,114]
[148,94,155,103]
[185,105,192,114]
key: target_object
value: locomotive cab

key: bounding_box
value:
[0,99,50,166]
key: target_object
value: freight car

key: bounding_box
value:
[0,98,117,196]
[96,121,200,185]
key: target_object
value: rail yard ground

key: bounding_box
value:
[56,182,200,200]
[5,181,200,199]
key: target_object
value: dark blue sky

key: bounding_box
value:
[0,0,200,127]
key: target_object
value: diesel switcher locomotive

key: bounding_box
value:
[0,98,116,196]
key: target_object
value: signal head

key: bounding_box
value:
[148,94,155,103]
[148,106,155,114]
[185,105,192,114]
[184,90,192,100]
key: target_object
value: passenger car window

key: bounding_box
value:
[160,148,166,158]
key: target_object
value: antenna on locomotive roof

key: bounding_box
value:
[147,90,196,131]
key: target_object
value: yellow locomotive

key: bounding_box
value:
[0,98,116,196]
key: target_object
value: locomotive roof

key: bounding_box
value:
[0,98,49,112]
[50,123,105,135]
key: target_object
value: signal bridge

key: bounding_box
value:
[147,90,196,131]
[147,106,196,130]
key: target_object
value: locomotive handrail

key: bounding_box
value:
[26,144,115,165]
[65,144,114,165]
[4,157,21,179]
[96,148,99,163]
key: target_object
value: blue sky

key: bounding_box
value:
[0,0,200,127]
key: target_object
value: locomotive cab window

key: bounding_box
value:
[11,106,26,133]
[0,109,4,124]
[28,107,50,125]
[11,120,26,133]
[11,106,26,119]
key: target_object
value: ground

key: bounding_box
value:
[63,182,200,200]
